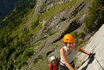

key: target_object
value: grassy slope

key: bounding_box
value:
[41,0,77,20]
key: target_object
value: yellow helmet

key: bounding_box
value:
[63,34,75,43]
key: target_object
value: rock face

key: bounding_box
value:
[35,0,70,13]
[21,0,95,70]
[77,24,104,70]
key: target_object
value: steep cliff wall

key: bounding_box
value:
[77,24,104,70]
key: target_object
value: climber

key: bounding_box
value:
[59,34,93,70]
[49,56,59,70]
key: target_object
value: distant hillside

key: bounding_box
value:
[0,0,29,17]
[0,0,18,16]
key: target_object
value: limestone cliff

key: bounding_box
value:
[77,24,104,70]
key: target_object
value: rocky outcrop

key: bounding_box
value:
[77,24,104,70]
[34,0,91,44]
[35,0,70,13]
[21,0,95,70]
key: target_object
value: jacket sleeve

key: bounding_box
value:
[49,64,52,70]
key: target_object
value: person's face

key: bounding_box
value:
[51,59,57,64]
[66,42,74,48]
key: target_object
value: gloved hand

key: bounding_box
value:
[88,53,95,58]
[88,53,93,56]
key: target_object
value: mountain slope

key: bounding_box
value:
[0,0,104,70]
[0,0,19,17]
[0,0,29,17]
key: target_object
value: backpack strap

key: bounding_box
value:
[51,63,53,70]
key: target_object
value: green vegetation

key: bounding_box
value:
[33,55,43,64]
[16,48,34,69]
[71,31,78,38]
[71,12,84,22]
[71,0,104,47]
[29,58,49,70]
[84,0,104,33]
[41,0,77,20]
[0,0,37,70]
[71,31,86,47]
[74,57,77,65]
[47,30,53,36]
